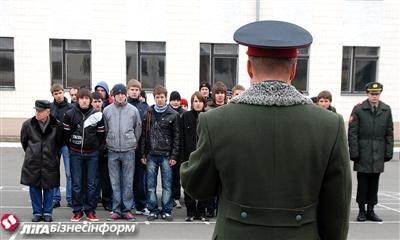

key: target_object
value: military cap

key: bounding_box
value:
[233,20,313,58]
[365,82,383,93]
[34,100,51,110]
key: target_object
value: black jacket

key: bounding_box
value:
[63,105,105,152]
[128,97,150,120]
[180,110,201,161]
[141,105,180,160]
[50,97,73,124]
[20,116,63,189]
[348,99,394,173]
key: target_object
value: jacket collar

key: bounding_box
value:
[230,80,312,106]
[361,99,389,116]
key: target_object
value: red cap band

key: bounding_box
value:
[247,47,298,58]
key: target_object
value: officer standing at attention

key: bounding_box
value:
[181,20,352,240]
[348,82,394,222]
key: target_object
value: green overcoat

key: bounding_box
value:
[348,99,394,173]
[181,81,352,240]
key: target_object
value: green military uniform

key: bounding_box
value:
[348,82,394,222]
[181,80,352,240]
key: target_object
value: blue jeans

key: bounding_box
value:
[146,155,173,215]
[70,150,98,214]
[108,150,135,215]
[29,187,54,216]
[53,145,72,204]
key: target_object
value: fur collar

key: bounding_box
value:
[230,80,312,106]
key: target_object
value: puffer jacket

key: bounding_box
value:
[348,99,394,173]
[63,105,105,152]
[141,105,180,160]
[103,101,142,152]
[20,115,63,189]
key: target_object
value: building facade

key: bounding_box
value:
[0,0,399,140]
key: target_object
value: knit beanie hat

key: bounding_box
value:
[199,82,211,91]
[112,84,127,96]
[169,91,181,101]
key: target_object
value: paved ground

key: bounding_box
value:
[0,145,399,240]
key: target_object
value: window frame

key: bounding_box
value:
[292,47,310,93]
[199,43,238,89]
[0,37,15,90]
[126,41,166,90]
[49,39,92,89]
[341,46,379,94]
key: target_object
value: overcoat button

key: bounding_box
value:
[240,212,248,219]
[296,214,302,222]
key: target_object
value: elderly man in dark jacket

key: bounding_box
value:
[181,21,352,240]
[348,82,394,222]
[20,100,63,222]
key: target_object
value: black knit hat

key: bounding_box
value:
[169,91,181,101]
[199,82,211,91]
[112,83,127,96]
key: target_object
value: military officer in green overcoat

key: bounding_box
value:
[181,20,352,240]
[348,82,394,222]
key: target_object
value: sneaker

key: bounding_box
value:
[185,216,194,222]
[86,213,99,222]
[123,212,136,222]
[70,213,83,222]
[161,213,173,221]
[43,215,53,222]
[52,201,61,208]
[200,216,209,222]
[135,208,150,216]
[32,215,42,222]
[147,213,158,221]
[174,199,182,209]
[108,212,121,221]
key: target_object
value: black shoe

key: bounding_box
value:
[103,204,112,211]
[32,215,42,222]
[43,215,53,222]
[147,213,158,221]
[185,216,195,222]
[53,201,61,208]
[357,211,366,222]
[367,211,382,222]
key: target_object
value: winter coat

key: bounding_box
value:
[63,105,105,152]
[50,97,73,124]
[128,97,149,120]
[141,105,180,160]
[181,80,352,240]
[20,116,63,189]
[103,101,142,152]
[348,99,394,173]
[180,110,201,161]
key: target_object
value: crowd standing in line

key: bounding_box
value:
[20,37,392,230]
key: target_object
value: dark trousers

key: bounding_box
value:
[184,191,207,217]
[134,154,147,210]
[172,162,181,200]
[98,148,112,206]
[356,172,380,205]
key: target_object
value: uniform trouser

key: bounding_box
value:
[172,162,181,200]
[356,172,380,205]
[184,191,207,217]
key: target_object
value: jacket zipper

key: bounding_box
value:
[80,111,85,154]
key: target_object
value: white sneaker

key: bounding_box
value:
[174,199,182,209]
[135,208,150,216]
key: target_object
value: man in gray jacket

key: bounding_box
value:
[103,83,142,221]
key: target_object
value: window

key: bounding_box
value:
[200,43,238,89]
[126,41,166,90]
[0,37,15,89]
[341,46,379,93]
[292,47,310,93]
[50,39,91,89]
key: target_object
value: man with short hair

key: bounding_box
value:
[348,82,393,222]
[141,85,180,221]
[103,83,142,221]
[63,88,105,222]
[181,20,351,239]
[69,87,78,104]
[232,84,245,97]
[50,83,73,208]
[127,79,150,215]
